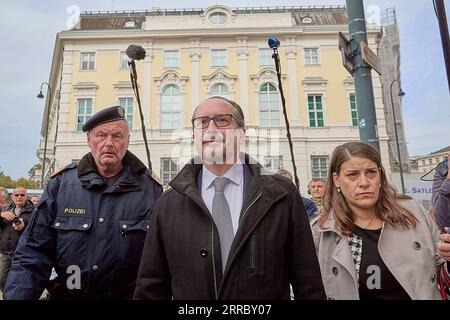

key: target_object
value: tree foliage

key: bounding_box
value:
[0,171,40,189]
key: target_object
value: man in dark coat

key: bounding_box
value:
[3,106,162,300]
[0,187,34,292]
[134,97,325,300]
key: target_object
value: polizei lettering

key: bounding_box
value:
[64,208,86,214]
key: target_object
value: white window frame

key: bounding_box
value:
[259,83,281,128]
[258,48,273,66]
[80,52,96,70]
[76,98,93,131]
[311,156,328,179]
[304,48,319,65]
[209,83,231,99]
[308,94,325,127]
[160,158,179,186]
[160,85,182,130]
[264,156,283,172]
[211,49,227,67]
[350,93,358,127]
[209,12,228,24]
[119,51,129,70]
[118,97,134,130]
[163,50,180,68]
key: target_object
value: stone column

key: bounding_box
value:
[143,41,153,128]
[285,37,300,126]
[236,37,249,119]
[190,38,201,112]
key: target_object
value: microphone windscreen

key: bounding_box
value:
[126,45,146,60]
[268,36,280,49]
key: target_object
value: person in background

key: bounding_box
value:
[308,178,326,215]
[277,169,318,219]
[312,142,442,300]
[0,187,34,293]
[30,196,40,207]
[0,187,9,211]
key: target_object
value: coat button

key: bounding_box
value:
[54,222,60,227]
[146,225,149,229]
[83,224,89,229]
[431,274,437,283]
[413,242,421,250]
[200,248,208,257]
[332,267,338,275]
[92,265,98,271]
[98,218,104,223]
[122,224,128,229]
[335,237,340,244]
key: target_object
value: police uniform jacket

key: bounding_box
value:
[3,151,162,299]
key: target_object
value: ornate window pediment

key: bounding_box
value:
[202,69,237,93]
[250,68,285,91]
[154,71,189,94]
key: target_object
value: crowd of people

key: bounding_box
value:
[1,97,450,300]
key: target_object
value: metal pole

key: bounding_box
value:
[435,0,450,91]
[389,80,405,194]
[346,0,380,151]
[38,82,51,189]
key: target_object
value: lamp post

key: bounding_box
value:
[389,79,406,194]
[37,82,52,189]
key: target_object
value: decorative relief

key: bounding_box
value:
[154,71,189,93]
[202,69,237,93]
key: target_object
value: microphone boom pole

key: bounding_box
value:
[269,37,300,191]
[127,45,152,170]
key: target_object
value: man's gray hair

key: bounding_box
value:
[0,187,8,196]
[192,96,245,128]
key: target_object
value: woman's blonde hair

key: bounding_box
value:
[319,142,417,236]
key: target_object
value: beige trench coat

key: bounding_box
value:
[312,199,443,300]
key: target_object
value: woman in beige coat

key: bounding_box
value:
[312,142,443,300]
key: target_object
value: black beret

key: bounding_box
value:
[82,106,126,132]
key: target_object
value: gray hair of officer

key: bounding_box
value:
[191,96,245,129]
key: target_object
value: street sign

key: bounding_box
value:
[338,32,353,75]
[360,41,382,75]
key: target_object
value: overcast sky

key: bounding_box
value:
[0,0,449,179]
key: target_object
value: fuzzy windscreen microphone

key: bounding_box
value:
[126,45,146,60]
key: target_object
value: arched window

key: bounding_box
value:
[210,83,230,99]
[259,83,280,127]
[161,85,182,129]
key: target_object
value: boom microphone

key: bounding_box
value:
[268,36,280,49]
[126,45,146,60]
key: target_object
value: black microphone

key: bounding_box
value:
[126,45,146,60]
[268,36,280,49]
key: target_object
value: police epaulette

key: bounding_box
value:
[50,163,77,178]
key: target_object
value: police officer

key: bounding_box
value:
[3,106,162,299]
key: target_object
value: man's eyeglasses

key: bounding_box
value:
[13,194,26,197]
[192,114,237,129]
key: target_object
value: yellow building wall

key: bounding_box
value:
[69,50,145,130]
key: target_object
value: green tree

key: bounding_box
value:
[0,171,15,188]
[15,178,40,189]
[0,171,40,189]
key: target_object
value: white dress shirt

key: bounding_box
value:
[201,162,244,235]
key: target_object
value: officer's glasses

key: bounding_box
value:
[192,114,237,129]
[13,194,25,197]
